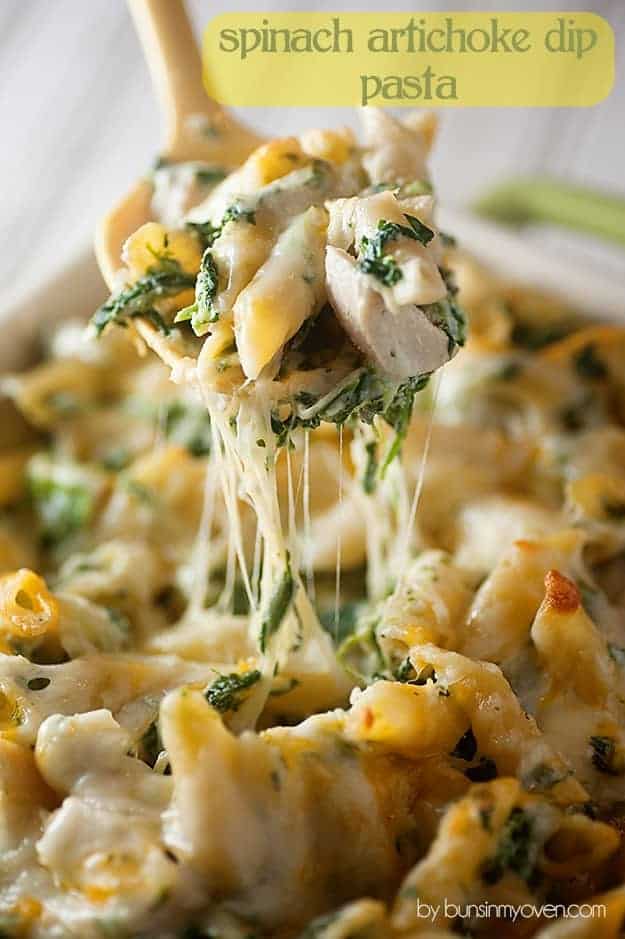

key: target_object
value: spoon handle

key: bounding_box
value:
[128,0,220,147]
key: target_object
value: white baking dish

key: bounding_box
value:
[1,207,623,374]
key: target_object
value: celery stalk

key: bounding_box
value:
[474,177,625,248]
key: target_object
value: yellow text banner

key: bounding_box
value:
[203,12,614,108]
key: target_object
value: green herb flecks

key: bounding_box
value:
[259,563,296,653]
[205,670,262,713]
[481,807,539,885]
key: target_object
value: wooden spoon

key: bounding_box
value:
[95,0,263,290]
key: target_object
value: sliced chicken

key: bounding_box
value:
[325,245,451,379]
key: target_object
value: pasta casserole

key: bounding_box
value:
[0,108,623,939]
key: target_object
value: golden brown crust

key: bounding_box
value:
[543,569,581,614]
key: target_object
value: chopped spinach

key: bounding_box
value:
[275,369,430,456]
[590,735,625,775]
[205,670,262,713]
[481,807,538,885]
[394,660,436,686]
[174,249,219,335]
[402,213,436,245]
[337,618,387,683]
[394,657,417,683]
[221,202,256,228]
[195,167,227,186]
[574,343,608,381]
[186,200,257,250]
[362,440,378,493]
[162,401,211,457]
[92,256,194,336]
[381,373,430,469]
[358,214,434,287]
[259,564,295,652]
[425,295,467,356]
[319,601,363,644]
[185,220,221,247]
[358,249,402,287]
[177,202,257,333]
[28,475,93,547]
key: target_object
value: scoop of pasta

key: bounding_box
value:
[91,108,465,447]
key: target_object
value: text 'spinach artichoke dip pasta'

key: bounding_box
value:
[1,105,625,939]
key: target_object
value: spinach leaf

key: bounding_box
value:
[29,475,93,547]
[481,807,539,885]
[92,257,194,336]
[205,670,262,713]
[259,564,295,652]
